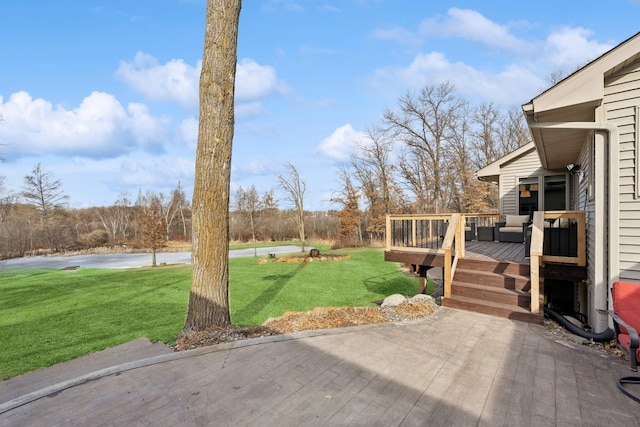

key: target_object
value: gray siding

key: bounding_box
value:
[578,140,596,289]
[499,149,544,218]
[605,60,640,281]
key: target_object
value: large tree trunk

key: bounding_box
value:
[183,0,241,332]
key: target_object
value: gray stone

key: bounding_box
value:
[381,294,408,307]
[410,294,436,306]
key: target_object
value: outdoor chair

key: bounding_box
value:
[464,222,476,241]
[494,214,530,243]
[608,280,640,403]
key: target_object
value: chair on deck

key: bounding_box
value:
[464,222,476,241]
[494,214,530,243]
[609,280,640,403]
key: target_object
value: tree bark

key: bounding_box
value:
[184,0,241,332]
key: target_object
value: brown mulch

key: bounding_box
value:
[173,304,627,367]
[173,302,437,351]
[543,318,624,359]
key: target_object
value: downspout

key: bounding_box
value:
[526,118,620,323]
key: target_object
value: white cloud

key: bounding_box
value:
[0,91,169,159]
[176,116,198,150]
[115,54,287,117]
[542,27,614,70]
[367,11,613,105]
[418,8,532,54]
[372,26,420,48]
[235,58,288,101]
[119,156,194,188]
[232,159,274,176]
[115,52,200,110]
[317,124,363,161]
[398,52,543,104]
[235,101,265,119]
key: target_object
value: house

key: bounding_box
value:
[522,31,640,333]
[385,31,640,333]
[476,142,572,219]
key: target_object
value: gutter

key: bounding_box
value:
[525,118,620,304]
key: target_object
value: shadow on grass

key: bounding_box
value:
[363,271,422,296]
[232,264,305,325]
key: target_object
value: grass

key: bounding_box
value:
[0,246,430,380]
[228,240,332,251]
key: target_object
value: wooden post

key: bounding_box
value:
[385,215,391,251]
[530,255,540,314]
[444,248,452,299]
[412,218,417,247]
[529,211,544,314]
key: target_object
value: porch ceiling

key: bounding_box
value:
[524,100,598,170]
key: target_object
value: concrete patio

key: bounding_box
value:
[1,307,639,426]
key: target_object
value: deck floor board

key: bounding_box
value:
[464,240,528,264]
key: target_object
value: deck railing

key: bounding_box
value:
[385,213,469,298]
[385,212,499,251]
[538,210,586,266]
[529,210,586,314]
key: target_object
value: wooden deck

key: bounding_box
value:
[464,240,528,264]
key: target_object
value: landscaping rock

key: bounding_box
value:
[410,294,437,307]
[381,294,408,307]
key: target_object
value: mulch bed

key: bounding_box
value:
[173,303,627,367]
[173,302,437,351]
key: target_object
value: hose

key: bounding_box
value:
[544,306,615,342]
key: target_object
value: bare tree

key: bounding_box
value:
[397,145,432,213]
[234,184,262,256]
[277,162,306,252]
[21,163,69,251]
[170,181,191,240]
[351,126,403,240]
[0,176,15,224]
[384,82,465,213]
[496,106,529,156]
[183,0,241,333]
[95,193,132,243]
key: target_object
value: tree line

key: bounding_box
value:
[0,162,341,260]
[0,83,528,259]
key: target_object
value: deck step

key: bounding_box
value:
[441,295,543,324]
[454,268,530,291]
[457,258,529,276]
[451,280,530,308]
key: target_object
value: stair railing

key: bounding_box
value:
[529,211,545,314]
[442,213,464,299]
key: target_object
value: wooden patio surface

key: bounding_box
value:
[2,308,638,425]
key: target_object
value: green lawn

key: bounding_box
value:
[0,247,428,380]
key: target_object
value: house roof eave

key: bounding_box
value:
[476,141,537,182]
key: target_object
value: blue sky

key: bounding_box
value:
[1,1,639,210]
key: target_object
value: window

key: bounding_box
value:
[518,175,567,215]
[518,177,539,216]
[544,175,567,210]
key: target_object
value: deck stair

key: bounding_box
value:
[441,258,543,324]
